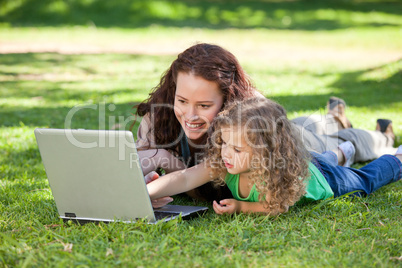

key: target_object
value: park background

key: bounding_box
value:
[0,0,401,266]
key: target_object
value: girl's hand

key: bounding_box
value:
[213,199,239,215]
[145,171,174,208]
[151,197,174,208]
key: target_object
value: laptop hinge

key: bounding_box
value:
[65,212,76,218]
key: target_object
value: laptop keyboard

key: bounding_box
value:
[154,211,181,221]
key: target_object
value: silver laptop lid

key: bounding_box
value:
[34,128,156,222]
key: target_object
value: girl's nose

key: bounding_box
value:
[222,147,231,159]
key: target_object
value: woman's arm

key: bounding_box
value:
[136,114,186,174]
[213,199,288,216]
[147,162,213,200]
[138,149,186,175]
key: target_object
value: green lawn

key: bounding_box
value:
[1,0,402,267]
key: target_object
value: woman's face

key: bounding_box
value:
[174,72,224,143]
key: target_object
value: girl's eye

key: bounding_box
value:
[178,99,186,104]
[234,148,241,153]
[199,104,211,109]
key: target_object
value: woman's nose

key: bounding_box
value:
[185,105,199,121]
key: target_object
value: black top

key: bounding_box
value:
[178,129,233,201]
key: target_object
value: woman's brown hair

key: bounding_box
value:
[134,43,256,155]
[206,97,311,211]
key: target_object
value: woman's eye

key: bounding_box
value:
[199,104,211,108]
[178,99,186,104]
[234,148,241,153]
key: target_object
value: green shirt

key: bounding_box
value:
[225,162,334,204]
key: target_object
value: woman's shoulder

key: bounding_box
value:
[253,90,265,99]
[136,113,155,149]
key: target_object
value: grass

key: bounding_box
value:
[1,0,402,267]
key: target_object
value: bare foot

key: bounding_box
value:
[327,96,353,129]
[336,149,345,166]
[337,141,355,167]
[376,119,395,141]
[395,145,402,162]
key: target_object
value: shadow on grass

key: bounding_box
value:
[0,53,158,76]
[0,102,139,130]
[1,53,400,130]
[272,59,402,112]
[1,0,401,30]
[327,59,402,108]
[0,79,140,103]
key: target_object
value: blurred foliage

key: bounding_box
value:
[0,0,401,30]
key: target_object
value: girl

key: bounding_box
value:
[147,98,402,215]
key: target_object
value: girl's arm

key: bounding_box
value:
[147,162,213,200]
[213,199,288,216]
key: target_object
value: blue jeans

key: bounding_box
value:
[311,152,402,197]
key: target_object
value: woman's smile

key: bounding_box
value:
[185,121,206,130]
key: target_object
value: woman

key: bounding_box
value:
[134,43,397,202]
[135,43,260,201]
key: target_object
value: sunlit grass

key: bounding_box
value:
[1,54,401,267]
[0,0,401,266]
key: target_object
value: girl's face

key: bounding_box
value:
[220,127,253,176]
[174,72,224,143]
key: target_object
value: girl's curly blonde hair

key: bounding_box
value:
[205,97,311,211]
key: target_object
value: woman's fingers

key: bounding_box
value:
[144,171,159,184]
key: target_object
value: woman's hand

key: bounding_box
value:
[145,171,174,208]
[212,199,240,215]
[138,149,186,176]
[144,171,160,184]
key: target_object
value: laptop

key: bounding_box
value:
[34,128,208,224]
